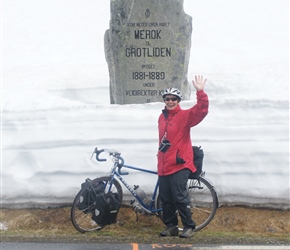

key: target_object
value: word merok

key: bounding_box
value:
[134,30,161,39]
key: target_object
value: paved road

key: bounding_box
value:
[1,242,289,250]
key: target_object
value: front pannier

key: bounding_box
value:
[91,192,121,226]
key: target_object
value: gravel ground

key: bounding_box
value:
[1,206,289,245]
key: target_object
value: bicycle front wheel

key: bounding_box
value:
[71,176,123,233]
[156,176,218,232]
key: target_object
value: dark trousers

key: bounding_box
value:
[159,169,196,229]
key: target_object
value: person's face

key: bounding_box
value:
[164,95,179,110]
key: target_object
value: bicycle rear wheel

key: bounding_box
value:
[187,177,218,231]
[156,176,218,232]
[71,176,123,233]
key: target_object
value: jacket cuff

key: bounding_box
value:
[196,90,205,96]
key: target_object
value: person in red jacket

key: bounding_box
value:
[158,75,209,238]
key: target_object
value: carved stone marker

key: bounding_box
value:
[105,0,192,104]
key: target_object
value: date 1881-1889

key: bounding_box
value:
[132,72,165,80]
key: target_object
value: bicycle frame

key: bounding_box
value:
[107,161,162,214]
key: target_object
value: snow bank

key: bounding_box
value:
[1,0,289,209]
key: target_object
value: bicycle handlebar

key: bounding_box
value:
[93,147,129,175]
[118,166,129,175]
[93,148,107,162]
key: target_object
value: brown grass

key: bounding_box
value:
[1,206,289,244]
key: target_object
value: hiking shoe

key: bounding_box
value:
[179,227,195,238]
[160,226,179,237]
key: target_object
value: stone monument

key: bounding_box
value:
[105,0,192,104]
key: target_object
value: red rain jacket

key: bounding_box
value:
[157,90,209,176]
